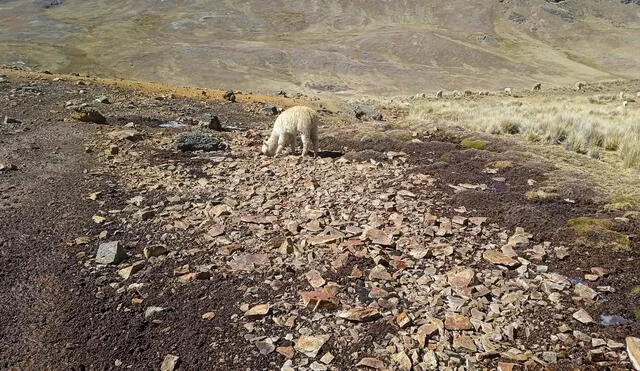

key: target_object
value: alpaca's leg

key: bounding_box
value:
[310,130,318,158]
[291,134,298,155]
[300,134,311,157]
[274,134,288,157]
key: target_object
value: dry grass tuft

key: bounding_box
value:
[409,97,640,168]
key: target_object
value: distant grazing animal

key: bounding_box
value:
[532,83,542,91]
[436,90,443,98]
[637,91,640,98]
[622,101,628,108]
[452,90,462,97]
[261,106,319,158]
[478,91,489,96]
[464,90,473,96]
[575,81,586,91]
[504,87,512,96]
[619,91,625,100]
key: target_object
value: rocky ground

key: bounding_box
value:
[0,69,639,370]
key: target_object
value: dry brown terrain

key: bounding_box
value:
[1,69,639,370]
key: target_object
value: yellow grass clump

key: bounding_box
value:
[409,97,640,168]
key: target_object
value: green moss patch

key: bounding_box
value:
[460,138,487,150]
[567,217,631,252]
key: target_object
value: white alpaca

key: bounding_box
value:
[436,90,443,98]
[619,91,625,100]
[575,81,586,91]
[504,87,512,96]
[261,106,319,157]
[636,91,640,98]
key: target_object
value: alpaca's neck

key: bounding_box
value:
[267,132,279,150]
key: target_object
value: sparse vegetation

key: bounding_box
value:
[410,97,640,168]
[567,217,631,252]
[605,195,640,212]
[460,138,487,150]
[525,189,558,200]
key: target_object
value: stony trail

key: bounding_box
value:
[0,71,638,370]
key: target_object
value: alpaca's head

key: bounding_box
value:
[261,140,274,156]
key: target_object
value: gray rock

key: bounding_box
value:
[0,163,18,172]
[542,351,557,363]
[94,95,110,104]
[95,241,127,265]
[263,104,278,115]
[145,306,166,318]
[199,114,222,130]
[223,90,236,102]
[71,107,107,124]
[4,116,21,124]
[175,132,228,152]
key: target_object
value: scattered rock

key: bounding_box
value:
[143,245,168,258]
[145,306,166,319]
[4,116,21,124]
[263,104,278,115]
[177,271,211,282]
[506,227,532,248]
[337,307,382,322]
[447,267,475,289]
[0,163,18,172]
[395,312,411,328]
[95,241,127,265]
[133,209,155,221]
[117,260,145,280]
[498,362,520,371]
[574,283,598,301]
[201,312,215,320]
[294,335,329,358]
[356,357,386,369]
[319,352,334,364]
[244,303,270,318]
[368,265,392,281]
[542,351,557,363]
[416,323,439,348]
[308,235,340,246]
[627,337,640,370]
[305,270,326,288]
[445,314,472,330]
[302,287,341,310]
[483,250,520,267]
[199,113,222,130]
[572,308,595,324]
[276,346,295,359]
[391,351,411,370]
[94,95,110,104]
[453,334,477,352]
[160,354,179,371]
[363,228,394,246]
[71,108,107,124]
[255,338,276,355]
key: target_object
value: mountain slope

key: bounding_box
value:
[1,0,639,95]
